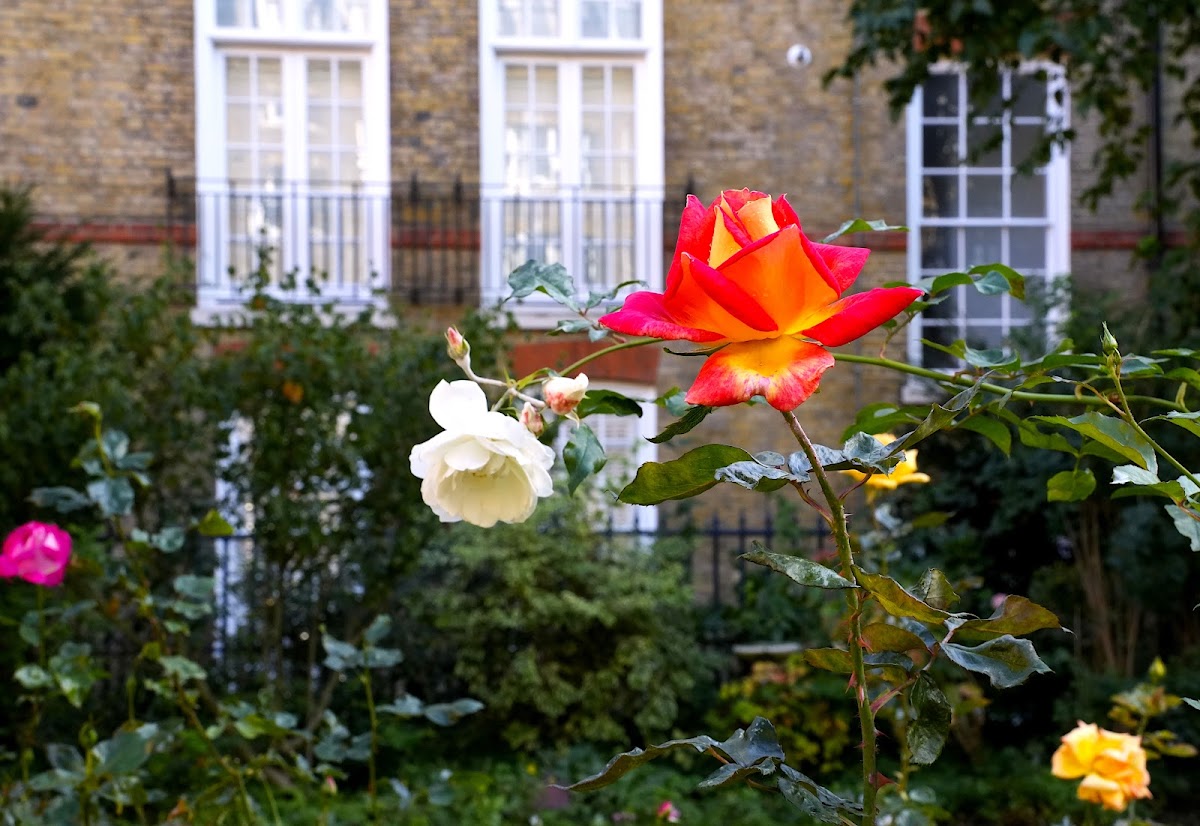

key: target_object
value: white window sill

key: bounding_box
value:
[191,298,393,328]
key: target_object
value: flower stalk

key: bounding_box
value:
[783,411,878,825]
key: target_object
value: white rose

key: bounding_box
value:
[409,380,555,527]
[543,373,588,416]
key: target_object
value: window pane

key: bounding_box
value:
[227,103,252,142]
[1011,173,1045,217]
[304,0,369,32]
[1012,76,1046,118]
[964,227,1001,265]
[922,175,958,218]
[534,66,557,105]
[531,0,558,36]
[338,61,363,99]
[612,112,634,154]
[923,125,958,168]
[228,149,253,180]
[1011,124,1046,168]
[612,157,634,187]
[965,288,1003,320]
[615,0,640,37]
[1010,227,1046,271]
[505,65,529,106]
[582,112,605,152]
[612,67,634,106]
[964,324,1005,350]
[581,0,608,37]
[308,60,332,99]
[923,75,959,117]
[920,227,956,270]
[498,0,520,35]
[924,290,957,321]
[309,104,333,145]
[218,0,282,29]
[227,57,251,96]
[582,67,605,106]
[338,106,363,145]
[258,58,282,97]
[257,102,282,144]
[965,124,1001,167]
[965,175,1003,218]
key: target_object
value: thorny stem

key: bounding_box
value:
[783,411,878,826]
[833,353,1186,412]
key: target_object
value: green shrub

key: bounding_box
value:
[405,496,713,752]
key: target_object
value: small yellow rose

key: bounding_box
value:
[841,433,931,495]
[1051,721,1151,812]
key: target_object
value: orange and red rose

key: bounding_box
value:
[600,189,921,410]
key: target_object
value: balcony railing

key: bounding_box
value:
[166,175,692,310]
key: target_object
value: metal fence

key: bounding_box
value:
[165,174,694,308]
[199,507,830,685]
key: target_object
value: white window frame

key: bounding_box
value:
[193,0,390,321]
[478,0,664,327]
[905,64,1070,388]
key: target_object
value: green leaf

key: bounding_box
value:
[151,527,186,554]
[969,263,1025,299]
[159,655,206,684]
[802,648,853,673]
[913,569,960,611]
[15,665,54,690]
[958,416,1011,454]
[1184,698,1200,711]
[902,377,989,448]
[1112,465,1162,487]
[506,260,579,311]
[363,647,404,668]
[363,615,392,645]
[423,698,485,726]
[46,743,85,775]
[618,444,752,505]
[919,271,973,295]
[861,622,929,654]
[377,694,424,717]
[173,575,215,601]
[950,596,1065,642]
[907,673,952,766]
[93,730,150,776]
[322,636,363,671]
[714,461,792,492]
[740,542,856,589]
[196,509,235,537]
[655,387,691,417]
[576,389,644,418]
[1165,504,1200,551]
[100,430,129,462]
[564,424,607,495]
[234,713,294,740]
[1154,411,1200,439]
[1047,469,1096,502]
[821,218,907,243]
[560,734,722,792]
[1010,417,1079,457]
[28,486,92,514]
[87,477,135,517]
[941,635,1052,688]
[1032,412,1157,473]
[777,765,864,824]
[648,404,714,444]
[583,279,644,310]
[963,346,1018,369]
[853,568,951,625]
[696,717,787,790]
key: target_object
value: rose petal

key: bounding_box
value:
[665,194,717,292]
[428,380,488,432]
[684,255,779,333]
[600,290,725,343]
[802,286,924,347]
[810,242,872,294]
[686,338,835,410]
[718,225,838,333]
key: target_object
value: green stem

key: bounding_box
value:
[262,773,284,826]
[363,669,379,824]
[783,412,878,825]
[833,353,1185,412]
[556,336,659,379]
[1110,368,1200,492]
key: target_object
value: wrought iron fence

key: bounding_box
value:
[165,174,693,308]
[198,507,829,689]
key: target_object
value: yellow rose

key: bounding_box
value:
[841,433,931,495]
[1051,721,1152,812]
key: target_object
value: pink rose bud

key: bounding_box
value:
[0,522,73,587]
[323,775,337,795]
[520,402,545,437]
[445,326,470,364]
[543,373,588,416]
[656,801,681,822]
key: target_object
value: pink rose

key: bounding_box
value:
[0,522,73,587]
